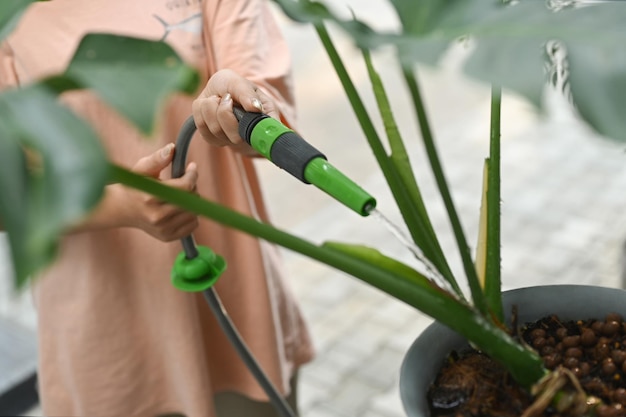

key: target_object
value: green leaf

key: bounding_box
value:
[464,37,546,107]
[272,0,626,141]
[387,0,626,125]
[0,85,108,288]
[272,0,396,48]
[389,0,483,36]
[45,34,200,134]
[0,0,36,41]
[567,41,626,142]
[269,0,332,24]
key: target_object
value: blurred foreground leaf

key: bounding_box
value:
[46,34,200,134]
[0,33,200,288]
[0,86,108,288]
[0,0,36,41]
[272,0,626,141]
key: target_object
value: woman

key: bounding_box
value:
[0,0,314,416]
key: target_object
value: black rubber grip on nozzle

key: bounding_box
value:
[236,110,268,145]
[270,132,326,183]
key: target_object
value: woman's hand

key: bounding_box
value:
[117,143,199,241]
[73,144,199,242]
[192,69,280,155]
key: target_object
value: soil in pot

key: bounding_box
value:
[428,312,626,417]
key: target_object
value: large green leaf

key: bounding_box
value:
[45,34,200,134]
[0,33,199,288]
[272,0,626,141]
[445,1,626,122]
[0,85,108,288]
[387,1,626,109]
[390,0,497,37]
[0,0,36,41]
[567,40,626,144]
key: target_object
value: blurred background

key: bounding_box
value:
[4,1,626,416]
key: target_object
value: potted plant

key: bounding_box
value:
[2,0,626,416]
[263,1,626,414]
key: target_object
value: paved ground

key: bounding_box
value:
[6,2,626,416]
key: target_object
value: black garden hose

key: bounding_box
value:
[171,115,297,417]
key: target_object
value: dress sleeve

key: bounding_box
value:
[0,41,19,90]
[202,0,297,127]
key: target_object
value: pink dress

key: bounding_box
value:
[0,1,314,416]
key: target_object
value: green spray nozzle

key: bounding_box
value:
[234,107,377,216]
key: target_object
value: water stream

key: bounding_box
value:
[368,208,458,295]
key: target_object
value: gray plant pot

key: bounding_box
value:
[399,285,626,417]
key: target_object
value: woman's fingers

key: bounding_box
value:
[193,94,230,146]
[192,69,279,149]
[123,159,200,241]
[166,162,198,191]
[132,143,175,177]
[215,93,241,144]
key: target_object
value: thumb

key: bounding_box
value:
[132,143,175,177]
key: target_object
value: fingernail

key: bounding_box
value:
[251,98,264,112]
[187,162,197,171]
[161,143,174,159]
[222,93,231,103]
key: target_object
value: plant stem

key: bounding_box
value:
[110,163,546,388]
[361,48,461,294]
[401,67,488,314]
[486,85,503,321]
[314,23,460,294]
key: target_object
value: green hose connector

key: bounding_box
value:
[235,108,377,217]
[247,117,291,160]
[171,245,226,292]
